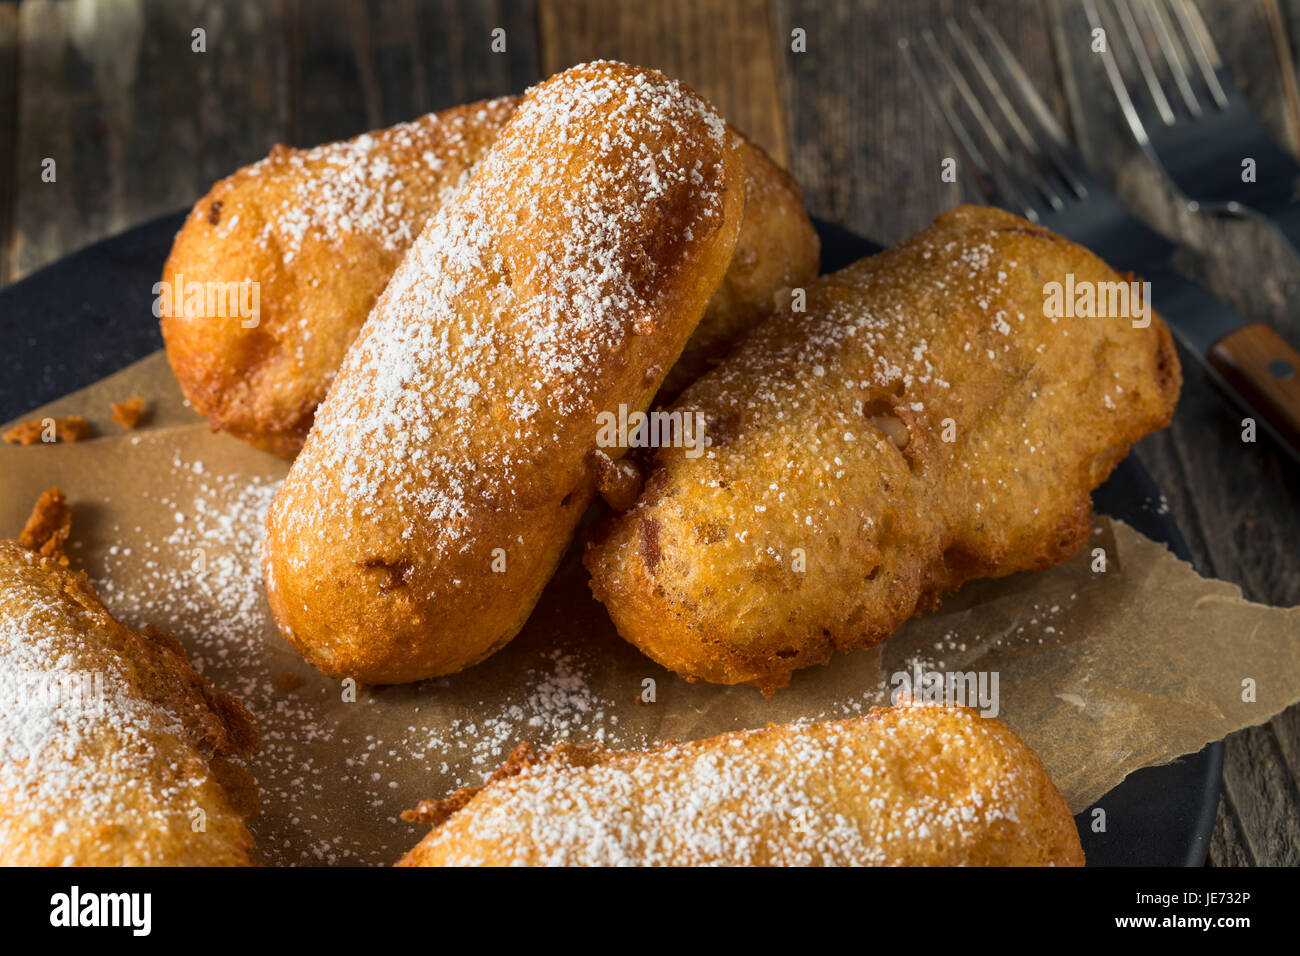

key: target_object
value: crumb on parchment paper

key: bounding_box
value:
[111,396,148,429]
[275,672,306,692]
[17,487,72,565]
[2,416,92,445]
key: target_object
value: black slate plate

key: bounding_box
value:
[0,213,1221,867]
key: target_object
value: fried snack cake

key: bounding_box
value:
[161,97,519,457]
[397,703,1085,866]
[0,492,258,865]
[263,61,746,684]
[586,205,1181,693]
[162,96,816,457]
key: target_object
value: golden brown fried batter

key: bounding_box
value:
[17,486,71,565]
[161,96,519,458]
[397,703,1085,867]
[2,415,91,445]
[110,395,147,429]
[0,495,259,865]
[585,206,1181,693]
[162,95,816,457]
[264,62,746,685]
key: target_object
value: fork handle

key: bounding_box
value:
[1207,323,1300,456]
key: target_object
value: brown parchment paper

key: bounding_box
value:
[3,349,1299,865]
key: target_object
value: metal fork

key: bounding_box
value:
[899,9,1300,464]
[1084,0,1300,246]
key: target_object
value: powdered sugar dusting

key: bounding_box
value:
[419,704,1048,866]
[0,543,228,863]
[73,449,640,864]
[276,62,732,573]
[225,98,520,265]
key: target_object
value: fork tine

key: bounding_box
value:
[899,35,1038,219]
[1140,0,1203,116]
[945,18,1064,211]
[1081,0,1154,147]
[1174,0,1222,68]
[899,37,1007,212]
[922,27,1045,218]
[922,29,1016,167]
[970,7,1092,199]
[1167,0,1228,108]
[1112,0,1176,125]
[972,8,1072,151]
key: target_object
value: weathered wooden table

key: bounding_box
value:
[1,0,1295,865]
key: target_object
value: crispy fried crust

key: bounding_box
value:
[17,486,71,564]
[397,703,1085,867]
[162,96,816,458]
[585,206,1182,693]
[161,97,519,458]
[0,496,259,865]
[110,395,147,429]
[2,416,91,445]
[263,62,747,684]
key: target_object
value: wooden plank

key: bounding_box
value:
[361,0,421,124]
[1220,724,1300,865]
[10,0,116,279]
[1272,699,1300,779]
[289,0,373,144]
[1208,793,1254,866]
[0,2,17,286]
[127,0,291,210]
[412,0,541,108]
[539,0,788,166]
[10,0,290,280]
[771,0,1065,245]
[288,0,541,149]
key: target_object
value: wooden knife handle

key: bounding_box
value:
[1207,322,1300,454]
